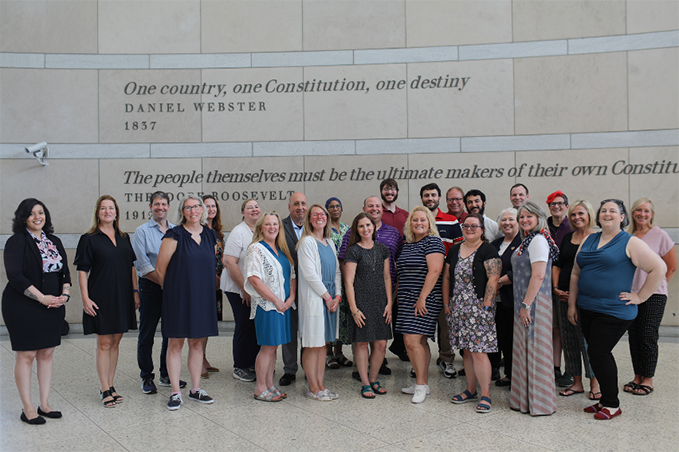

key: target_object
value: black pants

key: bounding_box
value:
[137,278,168,380]
[628,294,666,378]
[226,292,260,370]
[579,308,633,408]
[489,302,513,378]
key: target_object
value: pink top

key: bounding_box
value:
[631,226,674,296]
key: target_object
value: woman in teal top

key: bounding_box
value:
[567,199,666,421]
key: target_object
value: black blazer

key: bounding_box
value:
[3,229,71,298]
[490,233,521,308]
[446,241,500,302]
[282,215,300,267]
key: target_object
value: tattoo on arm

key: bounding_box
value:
[24,289,39,301]
[483,258,502,302]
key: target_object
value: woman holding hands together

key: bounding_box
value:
[344,213,393,398]
[297,205,342,401]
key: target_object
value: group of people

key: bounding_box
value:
[2,179,675,423]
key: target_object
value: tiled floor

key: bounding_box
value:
[1,327,677,452]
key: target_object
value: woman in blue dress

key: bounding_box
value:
[244,212,297,402]
[297,204,342,401]
[156,195,218,411]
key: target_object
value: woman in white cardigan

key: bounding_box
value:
[244,212,296,402]
[297,204,342,401]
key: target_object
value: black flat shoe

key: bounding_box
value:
[37,406,62,419]
[278,373,296,386]
[20,411,46,425]
[495,378,511,387]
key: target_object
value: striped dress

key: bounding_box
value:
[394,236,446,339]
[509,236,557,416]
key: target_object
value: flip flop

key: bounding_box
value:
[559,388,585,397]
[589,390,602,400]
[633,384,654,396]
[623,381,638,393]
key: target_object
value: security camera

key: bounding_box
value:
[25,142,49,166]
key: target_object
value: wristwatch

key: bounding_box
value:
[521,302,531,309]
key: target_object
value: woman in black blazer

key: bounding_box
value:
[2,199,71,424]
[489,207,521,387]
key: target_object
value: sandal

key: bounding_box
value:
[254,389,282,402]
[206,366,220,373]
[475,396,492,413]
[623,381,638,393]
[361,385,376,399]
[559,387,584,397]
[201,372,210,379]
[109,386,123,404]
[100,389,116,408]
[336,354,353,367]
[633,384,654,396]
[269,386,287,399]
[370,381,387,395]
[589,390,602,400]
[326,355,340,369]
[451,389,478,404]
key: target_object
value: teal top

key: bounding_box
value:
[576,231,637,320]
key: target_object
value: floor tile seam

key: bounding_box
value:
[276,400,406,446]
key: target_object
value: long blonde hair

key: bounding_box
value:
[627,197,655,234]
[252,211,294,265]
[86,195,126,237]
[298,204,332,248]
[404,206,439,243]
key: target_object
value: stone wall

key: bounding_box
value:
[1,0,677,326]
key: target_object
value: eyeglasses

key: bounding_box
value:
[183,205,202,211]
[549,202,566,208]
[461,224,482,231]
[382,188,397,192]
[244,205,259,210]
[447,197,463,202]
[311,212,327,218]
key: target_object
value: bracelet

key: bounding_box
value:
[40,294,45,303]
[443,304,449,307]
[133,289,139,293]
[352,311,360,316]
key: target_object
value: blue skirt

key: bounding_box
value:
[254,305,292,346]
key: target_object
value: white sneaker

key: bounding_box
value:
[411,385,427,404]
[401,384,430,395]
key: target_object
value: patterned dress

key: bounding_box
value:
[448,250,497,353]
[509,236,557,416]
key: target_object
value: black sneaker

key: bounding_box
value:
[491,367,501,381]
[166,393,182,411]
[188,389,214,404]
[159,376,187,388]
[141,378,157,394]
[410,368,416,378]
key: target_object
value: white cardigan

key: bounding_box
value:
[297,235,341,348]
[243,242,296,320]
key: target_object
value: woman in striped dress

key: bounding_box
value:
[510,201,559,416]
[395,206,445,404]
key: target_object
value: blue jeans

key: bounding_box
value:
[137,278,168,380]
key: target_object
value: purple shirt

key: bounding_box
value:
[548,216,573,248]
[339,222,402,289]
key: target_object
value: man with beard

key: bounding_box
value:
[446,186,468,223]
[420,183,463,379]
[380,178,409,236]
[279,192,308,386]
[464,189,502,242]
[339,196,403,374]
